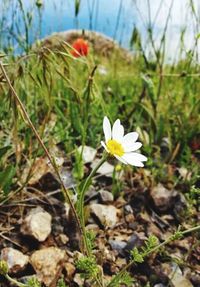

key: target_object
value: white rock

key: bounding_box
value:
[21,207,52,242]
[78,145,97,164]
[162,263,193,287]
[177,167,192,181]
[22,156,63,185]
[73,273,84,286]
[90,203,118,227]
[99,189,114,202]
[91,160,114,177]
[60,167,76,188]
[30,247,66,286]
[150,184,176,212]
[1,247,29,273]
[170,263,193,287]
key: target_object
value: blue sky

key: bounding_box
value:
[1,0,200,60]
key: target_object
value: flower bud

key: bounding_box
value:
[0,260,9,275]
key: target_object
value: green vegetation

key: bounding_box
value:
[0,1,200,286]
[0,43,199,197]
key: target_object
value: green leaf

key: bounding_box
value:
[70,101,84,136]
[156,115,165,143]
[130,25,141,49]
[0,146,11,158]
[86,230,96,251]
[118,271,134,286]
[75,256,99,280]
[138,103,157,134]
[108,271,134,287]
[144,235,159,251]
[131,247,144,263]
[0,165,15,196]
[26,276,41,287]
[57,277,68,287]
[75,0,81,17]
[73,147,84,181]
[141,73,156,110]
[196,33,200,40]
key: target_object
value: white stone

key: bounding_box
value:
[99,189,114,202]
[178,167,192,181]
[150,184,176,212]
[78,145,97,164]
[90,203,118,227]
[1,247,29,273]
[170,263,193,287]
[73,273,84,286]
[91,160,114,177]
[30,247,66,286]
[21,207,52,242]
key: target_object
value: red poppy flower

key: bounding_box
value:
[71,38,89,58]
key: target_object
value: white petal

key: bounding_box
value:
[122,152,147,167]
[115,155,127,164]
[129,152,147,162]
[103,116,111,142]
[124,142,142,152]
[122,132,139,146]
[112,119,124,141]
[101,141,108,152]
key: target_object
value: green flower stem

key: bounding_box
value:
[107,224,200,287]
[6,274,26,287]
[180,225,200,235]
[79,153,108,255]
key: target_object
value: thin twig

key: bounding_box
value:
[0,233,23,249]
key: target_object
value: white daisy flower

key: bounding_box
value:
[101,116,147,167]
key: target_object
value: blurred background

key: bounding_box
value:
[1,0,200,62]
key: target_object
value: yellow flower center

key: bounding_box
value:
[106,139,124,156]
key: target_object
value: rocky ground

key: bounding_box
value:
[0,145,200,287]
